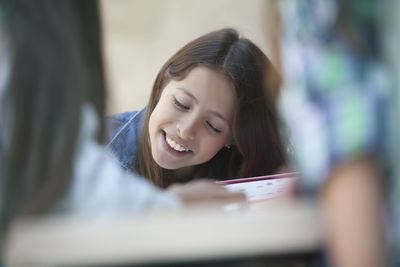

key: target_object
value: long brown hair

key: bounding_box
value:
[0,0,105,234]
[136,28,285,188]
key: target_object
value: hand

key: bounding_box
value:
[167,179,246,204]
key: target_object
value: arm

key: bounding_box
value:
[321,157,386,267]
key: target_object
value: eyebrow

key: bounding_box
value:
[176,87,231,126]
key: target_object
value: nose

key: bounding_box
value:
[176,115,198,140]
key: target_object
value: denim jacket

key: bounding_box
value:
[105,108,146,172]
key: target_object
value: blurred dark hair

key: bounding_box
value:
[136,28,286,188]
[0,0,105,233]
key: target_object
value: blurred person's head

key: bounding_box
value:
[0,0,105,236]
[136,28,285,188]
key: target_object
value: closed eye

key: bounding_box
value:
[206,121,221,133]
[174,98,189,110]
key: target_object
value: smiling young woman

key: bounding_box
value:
[106,28,286,188]
[148,66,236,172]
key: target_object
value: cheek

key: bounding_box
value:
[200,135,229,158]
[148,102,176,136]
[148,114,155,135]
[148,108,162,137]
[149,98,175,124]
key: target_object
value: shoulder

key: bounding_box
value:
[105,109,144,140]
[105,107,146,170]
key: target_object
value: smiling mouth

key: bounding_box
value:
[163,131,191,153]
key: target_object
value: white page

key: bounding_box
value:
[224,176,297,201]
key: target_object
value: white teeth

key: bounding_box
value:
[166,135,189,152]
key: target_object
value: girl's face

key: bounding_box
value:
[148,66,236,171]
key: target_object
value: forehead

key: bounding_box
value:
[167,66,235,97]
[165,66,236,117]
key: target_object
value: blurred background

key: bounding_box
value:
[100,0,274,114]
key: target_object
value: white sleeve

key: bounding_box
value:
[54,104,181,218]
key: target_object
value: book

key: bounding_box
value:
[216,172,298,202]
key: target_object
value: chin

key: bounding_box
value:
[152,156,180,170]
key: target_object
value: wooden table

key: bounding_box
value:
[4,198,323,267]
